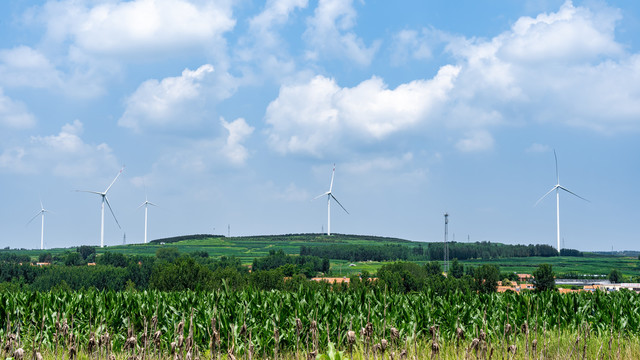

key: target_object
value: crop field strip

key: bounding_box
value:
[2,289,640,359]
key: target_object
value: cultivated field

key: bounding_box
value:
[2,288,640,359]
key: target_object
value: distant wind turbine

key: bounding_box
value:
[138,190,157,244]
[535,150,588,253]
[27,200,51,250]
[313,164,348,236]
[77,167,125,248]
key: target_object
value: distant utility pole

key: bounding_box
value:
[444,213,449,274]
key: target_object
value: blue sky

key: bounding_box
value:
[1,0,639,251]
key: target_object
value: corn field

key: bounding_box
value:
[2,287,640,359]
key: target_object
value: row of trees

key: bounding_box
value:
[301,241,569,262]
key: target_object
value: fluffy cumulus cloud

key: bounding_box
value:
[0,89,36,129]
[220,117,254,165]
[0,120,118,176]
[303,0,380,65]
[37,0,235,57]
[265,65,460,157]
[119,64,218,131]
[442,0,640,135]
[0,46,62,89]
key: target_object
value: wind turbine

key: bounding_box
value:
[27,200,51,250]
[535,150,588,253]
[313,164,348,235]
[138,191,157,244]
[77,167,124,248]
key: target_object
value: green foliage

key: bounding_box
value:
[533,263,556,292]
[64,252,83,266]
[560,248,584,257]
[609,269,622,283]
[149,256,214,291]
[318,342,348,360]
[424,261,442,276]
[77,245,96,260]
[474,264,499,293]
[252,249,328,277]
[155,247,180,262]
[38,252,52,263]
[97,251,129,267]
[450,258,464,278]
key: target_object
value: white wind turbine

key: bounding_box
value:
[535,150,589,253]
[313,164,348,236]
[77,167,124,248]
[27,200,51,250]
[138,190,157,244]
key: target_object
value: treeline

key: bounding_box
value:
[252,249,329,277]
[0,247,333,292]
[301,242,576,262]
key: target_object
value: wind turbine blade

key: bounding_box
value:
[558,185,590,202]
[104,196,122,229]
[76,190,103,195]
[147,201,158,207]
[104,166,125,194]
[329,164,336,192]
[535,186,557,206]
[137,202,146,209]
[313,192,330,201]
[554,149,559,184]
[26,212,41,226]
[331,194,349,214]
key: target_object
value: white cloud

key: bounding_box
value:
[234,0,308,83]
[0,120,119,177]
[455,130,495,152]
[441,1,640,134]
[118,64,218,131]
[220,117,254,165]
[303,0,380,65]
[265,65,460,157]
[37,0,235,57]
[390,28,441,65]
[0,46,63,89]
[0,89,36,129]
[150,117,254,175]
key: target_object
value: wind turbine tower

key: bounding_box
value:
[444,213,449,273]
[27,201,51,250]
[138,193,157,244]
[536,150,589,252]
[77,167,125,248]
[313,164,349,235]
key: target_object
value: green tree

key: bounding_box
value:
[38,252,52,263]
[450,258,464,278]
[533,263,556,291]
[473,264,499,293]
[77,245,96,260]
[64,252,83,266]
[156,247,180,262]
[608,269,622,283]
[424,261,442,276]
